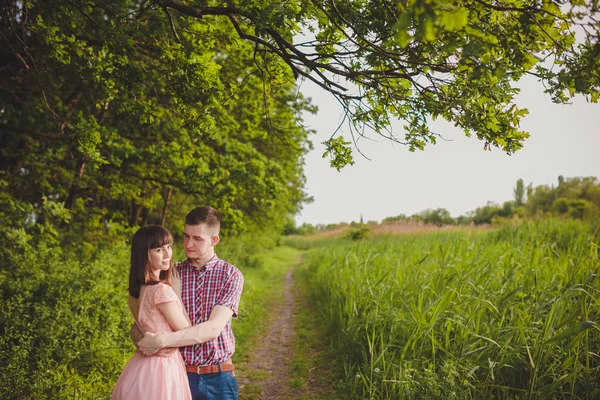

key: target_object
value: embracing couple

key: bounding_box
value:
[112,206,244,400]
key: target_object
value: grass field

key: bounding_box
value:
[295,219,600,399]
[2,219,597,399]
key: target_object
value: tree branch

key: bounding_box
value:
[0,123,66,139]
[162,5,182,43]
[161,0,255,21]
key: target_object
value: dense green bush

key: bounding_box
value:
[345,226,371,241]
[0,232,133,399]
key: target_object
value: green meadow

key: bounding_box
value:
[294,219,600,399]
[2,218,598,399]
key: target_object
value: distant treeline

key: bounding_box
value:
[287,176,600,234]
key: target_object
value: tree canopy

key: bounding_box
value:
[161,0,599,165]
[1,0,314,238]
[1,0,599,237]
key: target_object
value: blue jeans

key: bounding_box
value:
[187,370,238,400]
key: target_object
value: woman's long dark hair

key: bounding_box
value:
[128,225,173,298]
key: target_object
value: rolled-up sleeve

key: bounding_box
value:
[216,270,244,317]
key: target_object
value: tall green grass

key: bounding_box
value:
[301,219,600,399]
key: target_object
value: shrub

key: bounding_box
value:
[0,234,133,399]
[346,226,370,241]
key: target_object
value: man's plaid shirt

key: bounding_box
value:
[176,256,244,366]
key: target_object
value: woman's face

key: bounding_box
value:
[147,243,173,277]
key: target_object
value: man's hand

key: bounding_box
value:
[130,324,143,351]
[138,332,162,356]
[171,270,182,298]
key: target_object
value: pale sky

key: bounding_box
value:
[295,75,600,226]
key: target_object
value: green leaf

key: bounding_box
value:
[423,18,436,42]
[544,321,597,344]
[439,8,469,31]
[322,137,354,171]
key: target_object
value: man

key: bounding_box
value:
[138,206,244,400]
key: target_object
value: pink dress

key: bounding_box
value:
[112,283,191,400]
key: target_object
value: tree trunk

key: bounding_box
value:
[65,157,87,210]
[161,186,173,226]
[130,199,142,227]
[140,207,148,227]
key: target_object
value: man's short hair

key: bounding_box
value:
[185,206,221,231]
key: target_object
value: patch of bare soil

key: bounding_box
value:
[371,221,486,235]
[236,265,298,399]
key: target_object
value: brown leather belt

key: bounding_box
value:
[185,361,234,375]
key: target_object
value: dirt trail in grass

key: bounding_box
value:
[236,260,332,400]
[236,264,297,399]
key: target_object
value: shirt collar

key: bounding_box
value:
[204,254,219,270]
[187,254,219,271]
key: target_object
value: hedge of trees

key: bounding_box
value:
[290,176,600,233]
[1,1,311,397]
[466,176,600,224]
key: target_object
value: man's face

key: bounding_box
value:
[183,224,218,261]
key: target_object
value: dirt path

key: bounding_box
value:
[236,262,304,399]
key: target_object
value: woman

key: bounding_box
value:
[112,225,192,400]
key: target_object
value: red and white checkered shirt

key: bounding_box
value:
[176,255,243,366]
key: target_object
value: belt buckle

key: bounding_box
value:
[197,365,202,374]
